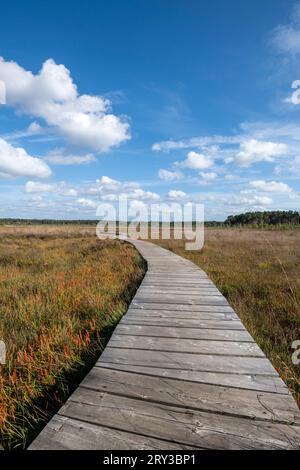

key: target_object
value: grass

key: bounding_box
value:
[151,228,300,407]
[1,223,299,447]
[0,226,145,449]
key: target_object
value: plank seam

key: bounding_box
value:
[107,345,264,358]
[114,332,255,343]
[77,385,299,426]
[96,361,279,377]
[96,364,289,395]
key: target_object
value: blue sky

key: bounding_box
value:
[0,0,299,220]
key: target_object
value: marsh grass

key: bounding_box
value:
[151,228,300,407]
[0,226,145,448]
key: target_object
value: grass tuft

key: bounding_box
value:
[0,227,145,449]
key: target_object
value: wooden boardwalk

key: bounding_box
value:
[30,240,300,450]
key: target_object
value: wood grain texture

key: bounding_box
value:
[57,388,300,450]
[29,239,300,450]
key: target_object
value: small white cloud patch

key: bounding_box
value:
[158,169,183,181]
[250,180,292,193]
[0,137,51,178]
[182,151,214,170]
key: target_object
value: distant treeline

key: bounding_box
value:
[0,218,98,225]
[0,218,224,227]
[225,211,300,226]
[0,211,299,227]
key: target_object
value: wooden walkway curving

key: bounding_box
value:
[30,240,300,450]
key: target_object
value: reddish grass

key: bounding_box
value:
[0,228,144,448]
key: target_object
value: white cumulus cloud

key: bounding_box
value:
[227,139,287,167]
[182,151,214,170]
[250,180,292,193]
[0,137,51,178]
[0,57,130,152]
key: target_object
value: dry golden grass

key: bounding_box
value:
[152,228,300,406]
[0,226,145,448]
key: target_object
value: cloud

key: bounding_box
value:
[158,169,183,181]
[97,175,120,191]
[270,3,300,55]
[152,135,239,152]
[0,137,51,178]
[0,57,130,152]
[82,176,161,203]
[27,121,42,134]
[1,121,44,143]
[249,180,292,193]
[25,180,78,196]
[125,188,160,201]
[152,121,300,184]
[226,194,273,208]
[290,155,300,173]
[45,149,96,165]
[76,198,97,208]
[128,199,148,212]
[227,139,287,167]
[167,190,186,199]
[181,151,214,170]
[152,124,296,167]
[199,171,217,182]
[62,188,78,196]
[25,181,56,193]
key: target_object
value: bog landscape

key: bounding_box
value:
[0,220,299,448]
[1,0,300,453]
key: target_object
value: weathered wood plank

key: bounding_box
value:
[133,295,229,305]
[99,362,288,394]
[115,323,255,342]
[142,279,213,285]
[28,415,192,450]
[108,335,264,357]
[99,347,278,376]
[137,288,222,295]
[81,367,300,424]
[130,303,235,313]
[144,273,209,279]
[58,388,300,450]
[142,277,213,282]
[121,317,246,330]
[125,308,238,321]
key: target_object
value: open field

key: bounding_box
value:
[152,228,300,407]
[0,224,299,448]
[0,226,145,448]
